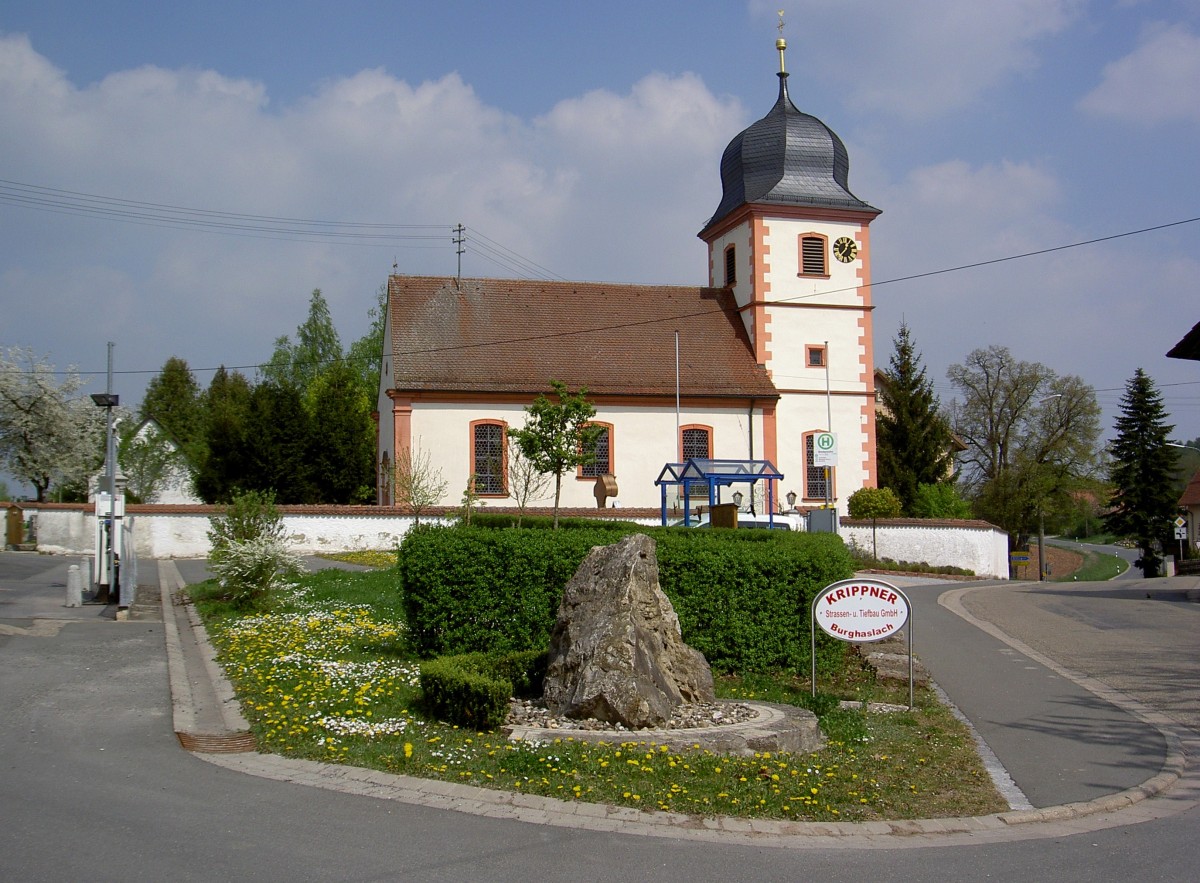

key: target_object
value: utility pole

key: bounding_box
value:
[453,224,465,280]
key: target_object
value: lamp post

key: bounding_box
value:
[89,342,118,604]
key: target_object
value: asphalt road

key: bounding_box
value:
[2,552,1199,881]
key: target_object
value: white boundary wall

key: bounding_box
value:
[24,506,1009,578]
[840,519,1010,579]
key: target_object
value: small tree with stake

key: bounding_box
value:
[508,381,601,529]
[848,486,903,560]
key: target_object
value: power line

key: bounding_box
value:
[3,175,1198,384]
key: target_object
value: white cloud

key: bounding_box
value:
[1079,23,1200,124]
[0,35,744,398]
[755,0,1084,119]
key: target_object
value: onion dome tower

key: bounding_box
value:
[698,24,881,515]
[701,32,878,237]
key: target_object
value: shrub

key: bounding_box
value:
[207,489,284,552]
[910,482,974,519]
[418,650,547,730]
[207,490,301,609]
[207,534,306,609]
[397,525,854,674]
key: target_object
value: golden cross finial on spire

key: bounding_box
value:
[776,9,788,74]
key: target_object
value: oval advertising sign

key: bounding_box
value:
[813,578,910,644]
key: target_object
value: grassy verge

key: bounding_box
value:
[191,565,1007,822]
[1049,544,1128,581]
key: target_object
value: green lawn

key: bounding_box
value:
[1049,543,1129,582]
[191,563,1007,822]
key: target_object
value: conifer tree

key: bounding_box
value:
[139,356,205,461]
[195,366,253,503]
[876,323,953,513]
[1104,369,1178,577]
[307,358,376,504]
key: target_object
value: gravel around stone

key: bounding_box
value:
[507,699,759,732]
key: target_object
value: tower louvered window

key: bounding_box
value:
[801,236,827,276]
[724,245,737,286]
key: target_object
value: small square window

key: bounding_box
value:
[807,345,826,368]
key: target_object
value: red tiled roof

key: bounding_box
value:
[1180,471,1200,507]
[386,276,778,400]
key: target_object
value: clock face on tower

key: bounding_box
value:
[833,236,858,263]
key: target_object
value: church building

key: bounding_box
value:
[377,37,881,516]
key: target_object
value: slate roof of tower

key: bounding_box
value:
[702,72,879,234]
[385,276,778,400]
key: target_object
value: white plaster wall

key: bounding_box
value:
[33,508,449,558]
[758,217,874,518]
[408,402,769,510]
[763,219,864,307]
[31,508,1008,577]
[840,522,1010,579]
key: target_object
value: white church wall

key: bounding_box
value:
[27,505,1009,578]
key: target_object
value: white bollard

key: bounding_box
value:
[66,565,82,607]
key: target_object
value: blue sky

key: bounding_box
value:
[2,0,1199,477]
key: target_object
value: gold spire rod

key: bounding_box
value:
[776,9,787,74]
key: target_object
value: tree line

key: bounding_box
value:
[873,322,1188,576]
[0,287,384,505]
[1,295,1192,575]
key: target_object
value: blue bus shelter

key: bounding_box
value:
[654,458,785,526]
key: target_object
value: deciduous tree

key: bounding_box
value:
[0,347,104,501]
[392,437,448,523]
[346,283,388,407]
[508,381,601,528]
[262,289,343,394]
[947,345,1100,545]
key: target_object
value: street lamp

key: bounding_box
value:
[90,344,119,604]
[732,490,744,509]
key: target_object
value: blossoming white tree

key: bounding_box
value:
[0,347,105,501]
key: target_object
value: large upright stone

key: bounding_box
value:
[542,534,714,728]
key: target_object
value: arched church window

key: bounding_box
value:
[724,245,737,286]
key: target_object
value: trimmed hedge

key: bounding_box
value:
[397,525,854,674]
[419,650,548,730]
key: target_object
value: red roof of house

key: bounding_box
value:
[1180,471,1200,507]
[385,275,778,400]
